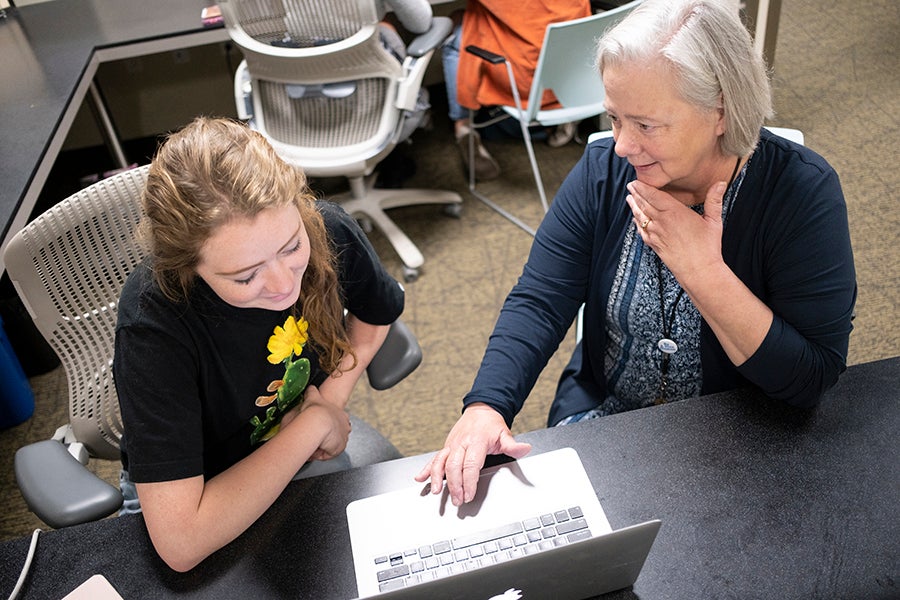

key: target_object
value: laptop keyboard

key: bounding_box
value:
[372,506,593,593]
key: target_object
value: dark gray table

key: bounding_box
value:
[1,356,897,599]
[0,0,459,274]
[0,0,228,274]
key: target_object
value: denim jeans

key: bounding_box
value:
[441,22,467,122]
[554,407,605,426]
[119,469,142,516]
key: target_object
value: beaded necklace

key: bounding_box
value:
[654,155,742,404]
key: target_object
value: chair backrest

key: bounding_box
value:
[220,0,412,176]
[3,160,422,461]
[525,0,642,124]
[3,166,149,460]
[764,127,804,145]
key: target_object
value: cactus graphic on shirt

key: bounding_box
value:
[250,315,310,445]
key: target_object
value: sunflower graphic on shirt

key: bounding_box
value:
[249,315,310,445]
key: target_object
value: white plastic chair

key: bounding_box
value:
[4,166,422,528]
[465,0,643,235]
[220,0,462,282]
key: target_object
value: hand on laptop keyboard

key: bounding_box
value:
[415,404,532,506]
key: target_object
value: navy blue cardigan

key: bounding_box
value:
[463,129,857,426]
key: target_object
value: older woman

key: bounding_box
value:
[113,117,404,571]
[418,0,857,506]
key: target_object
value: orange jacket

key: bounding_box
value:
[457,0,592,111]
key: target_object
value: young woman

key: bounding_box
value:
[113,117,404,571]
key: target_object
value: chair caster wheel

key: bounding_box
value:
[402,266,419,283]
[357,217,374,233]
[444,203,462,218]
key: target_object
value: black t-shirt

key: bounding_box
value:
[114,202,404,482]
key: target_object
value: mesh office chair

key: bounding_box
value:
[4,165,421,529]
[220,0,462,282]
[464,0,642,235]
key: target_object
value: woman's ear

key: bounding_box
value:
[715,93,727,136]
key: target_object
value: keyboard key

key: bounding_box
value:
[377,565,410,583]
[436,566,453,578]
[540,514,556,527]
[452,521,524,550]
[379,579,407,592]
[418,545,433,558]
[523,517,542,531]
[554,510,570,522]
[433,541,452,554]
[410,561,425,573]
[567,529,592,543]
[556,517,588,535]
[568,506,584,518]
[527,530,542,543]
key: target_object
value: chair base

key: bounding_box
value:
[336,175,463,281]
[466,108,547,238]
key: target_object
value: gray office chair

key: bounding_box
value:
[220,0,463,282]
[4,165,421,529]
[464,0,642,235]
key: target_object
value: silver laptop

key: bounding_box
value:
[346,447,660,599]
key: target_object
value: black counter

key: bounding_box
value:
[0,0,225,270]
[1,357,897,599]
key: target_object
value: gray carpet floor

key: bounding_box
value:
[2,0,898,542]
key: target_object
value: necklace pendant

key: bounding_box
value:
[657,338,678,354]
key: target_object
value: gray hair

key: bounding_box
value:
[597,0,773,156]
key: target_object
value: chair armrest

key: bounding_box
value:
[465,44,506,65]
[366,319,423,391]
[234,59,253,120]
[15,440,123,529]
[406,16,453,58]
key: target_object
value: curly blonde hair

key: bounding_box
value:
[140,116,353,373]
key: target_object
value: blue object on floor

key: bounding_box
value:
[0,314,35,429]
